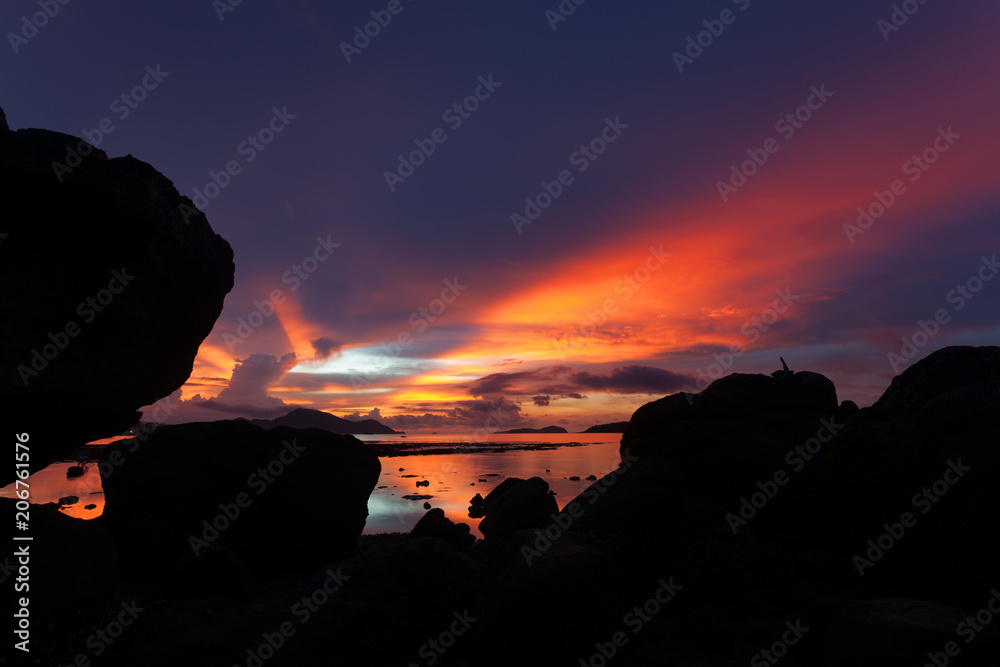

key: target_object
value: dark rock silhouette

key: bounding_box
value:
[247,407,398,434]
[410,507,476,552]
[582,421,630,433]
[18,346,1000,666]
[621,370,854,548]
[771,356,794,377]
[468,477,558,540]
[828,345,1000,606]
[100,420,380,588]
[0,108,233,482]
[92,536,486,667]
[0,499,118,661]
[558,456,685,551]
[470,533,625,664]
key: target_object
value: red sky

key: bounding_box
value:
[7,1,994,431]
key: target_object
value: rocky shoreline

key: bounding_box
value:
[3,345,998,666]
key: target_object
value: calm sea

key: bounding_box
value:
[0,432,625,538]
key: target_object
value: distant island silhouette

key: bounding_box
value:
[582,421,630,433]
[245,407,399,434]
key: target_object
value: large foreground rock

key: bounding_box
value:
[0,107,234,482]
[92,536,486,667]
[0,500,118,665]
[828,345,1000,606]
[100,420,380,590]
[621,371,854,548]
[468,476,558,541]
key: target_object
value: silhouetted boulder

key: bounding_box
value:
[621,371,852,549]
[470,532,625,664]
[0,108,234,483]
[828,345,1000,606]
[93,536,486,667]
[411,507,476,552]
[0,500,118,665]
[803,597,999,666]
[468,477,558,541]
[100,420,380,589]
[558,455,685,548]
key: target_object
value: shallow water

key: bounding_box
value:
[0,433,625,537]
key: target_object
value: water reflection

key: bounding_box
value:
[1,434,625,537]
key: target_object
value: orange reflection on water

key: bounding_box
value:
[365,436,623,537]
[0,462,104,520]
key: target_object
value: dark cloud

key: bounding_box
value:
[570,365,694,394]
[532,395,550,407]
[187,399,293,420]
[372,397,526,431]
[468,366,571,396]
[469,364,693,398]
[311,337,342,359]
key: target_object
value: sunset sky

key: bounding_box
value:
[4,0,999,432]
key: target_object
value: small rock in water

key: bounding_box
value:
[84,504,97,510]
[398,467,404,471]
[585,474,597,481]
[423,502,431,510]
[377,485,387,489]
[546,469,551,473]
[59,496,79,505]
[568,476,580,481]
[478,478,487,482]
[415,480,430,487]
